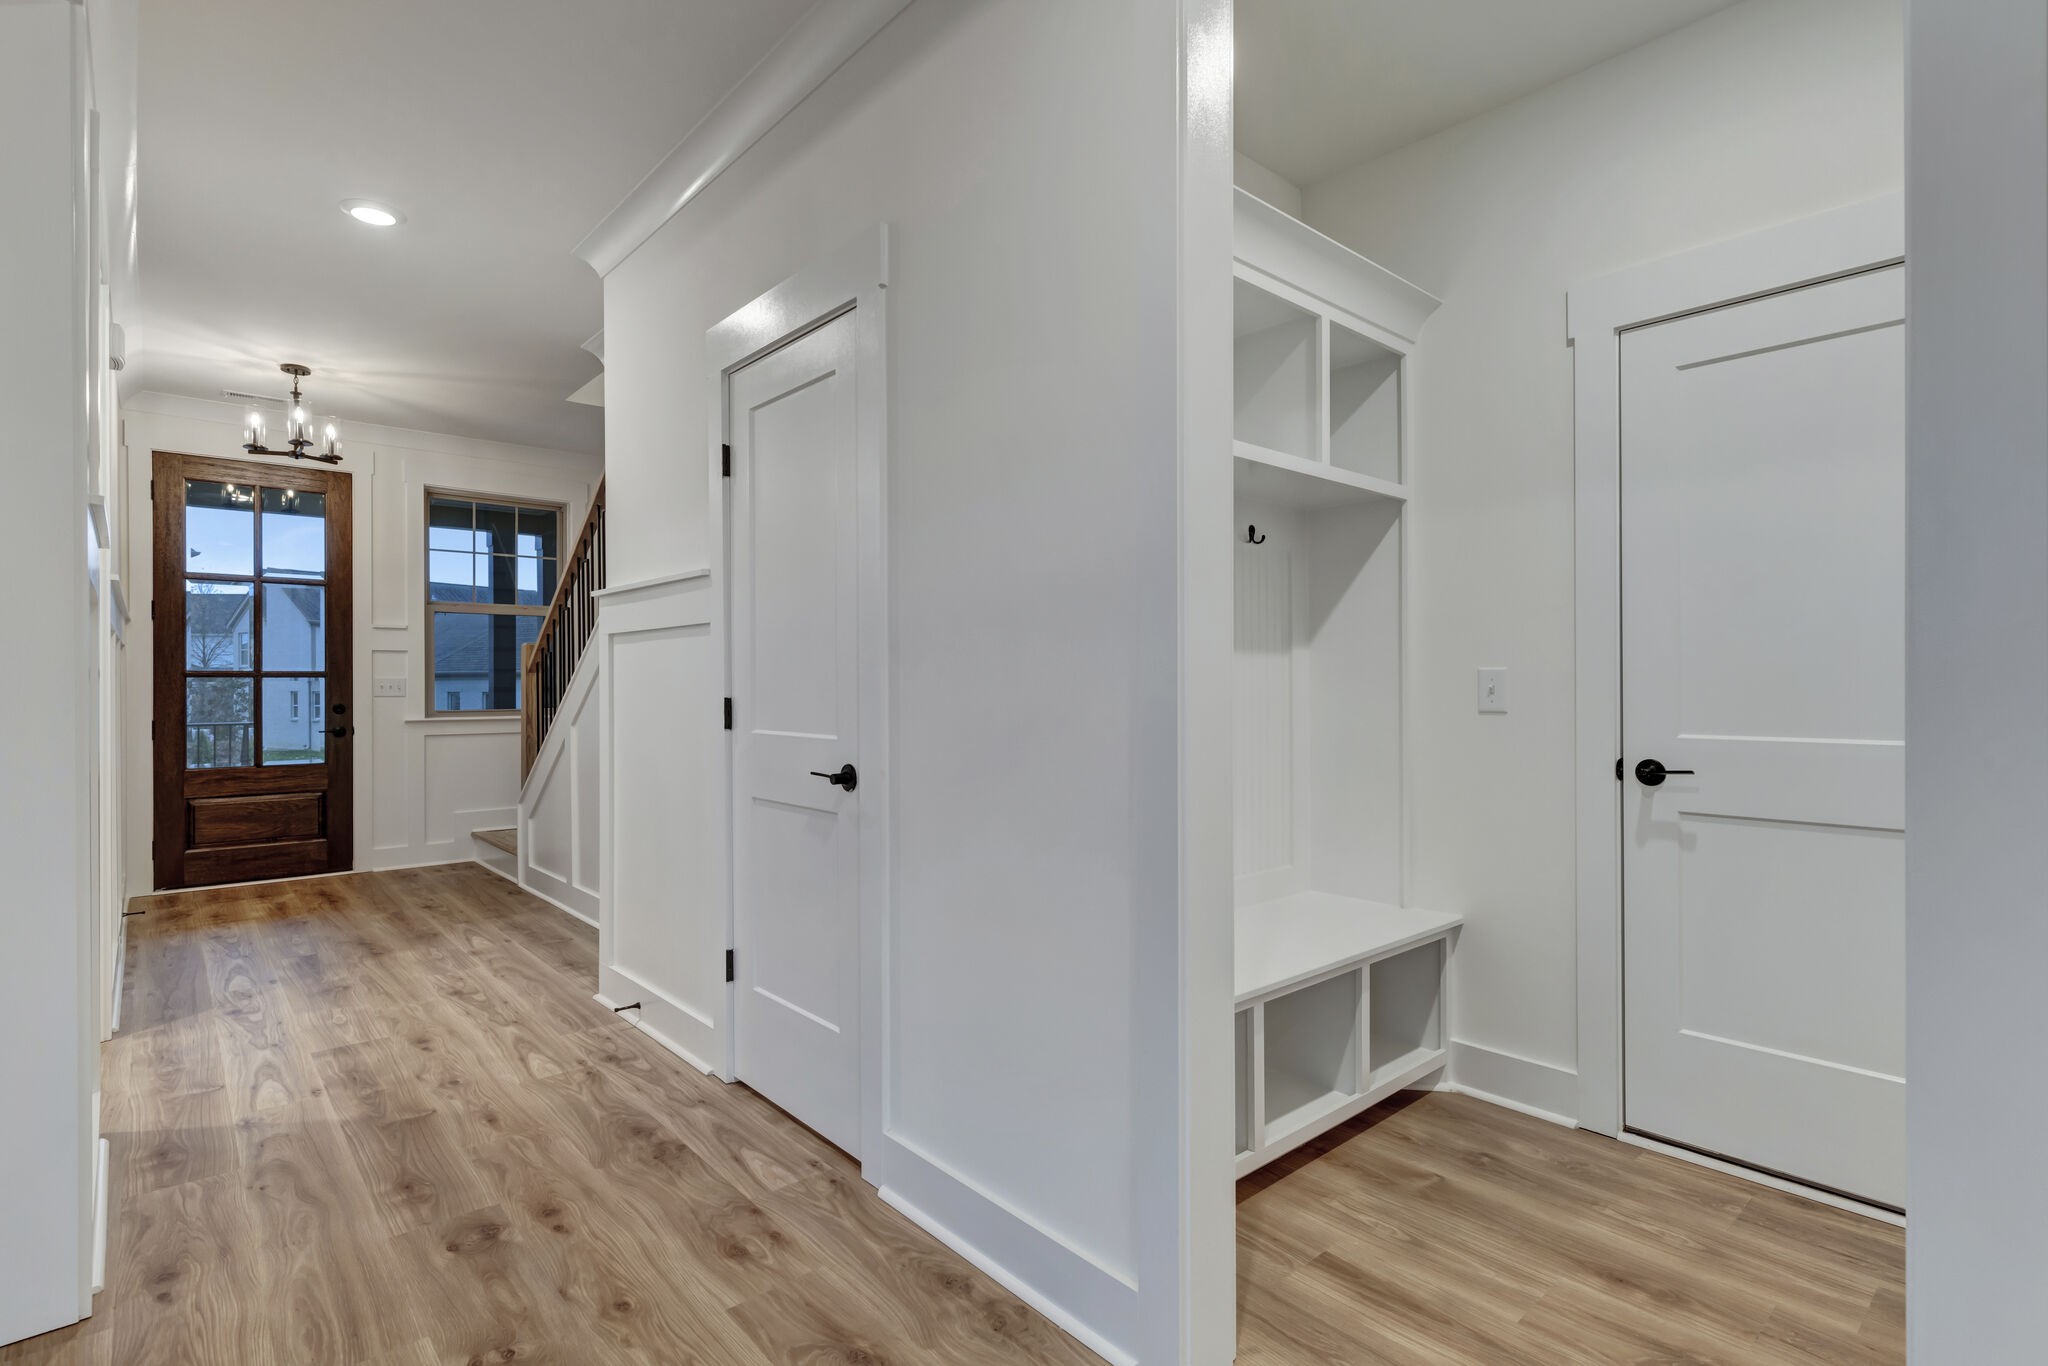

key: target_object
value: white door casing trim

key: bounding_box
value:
[708,225,892,1166]
[1567,193,1904,1139]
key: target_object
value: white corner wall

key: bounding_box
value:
[1,0,128,1343]
[1904,0,2048,1356]
[596,1,1192,1359]
[119,393,601,891]
[1293,0,1904,1113]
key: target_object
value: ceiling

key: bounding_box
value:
[130,0,818,456]
[1236,0,1746,188]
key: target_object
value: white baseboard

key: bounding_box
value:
[877,1182,1137,1366]
[1443,1039,1579,1128]
[92,1133,108,1295]
[516,872,599,929]
[594,991,721,1077]
[1618,1132,1905,1226]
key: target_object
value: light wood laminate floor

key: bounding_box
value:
[0,864,1902,1364]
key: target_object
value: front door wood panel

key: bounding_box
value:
[152,452,354,889]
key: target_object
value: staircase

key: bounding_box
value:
[478,480,605,925]
[523,478,605,779]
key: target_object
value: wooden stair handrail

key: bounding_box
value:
[522,477,605,780]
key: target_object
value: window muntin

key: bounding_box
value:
[425,493,561,714]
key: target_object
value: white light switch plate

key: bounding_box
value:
[1478,667,1508,714]
[374,678,406,698]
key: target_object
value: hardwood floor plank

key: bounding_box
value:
[85,864,1899,1366]
[331,1110,494,1238]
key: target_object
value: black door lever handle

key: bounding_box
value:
[328,725,351,738]
[810,764,858,792]
[1635,758,1694,787]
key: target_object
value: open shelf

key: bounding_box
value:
[1234,278,1319,461]
[1235,891,1461,1007]
[1234,441,1408,510]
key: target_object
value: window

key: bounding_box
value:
[425,493,560,714]
[289,690,301,720]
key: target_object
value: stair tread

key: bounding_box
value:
[473,827,518,856]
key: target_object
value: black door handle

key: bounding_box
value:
[810,764,858,792]
[328,725,350,738]
[1635,758,1694,786]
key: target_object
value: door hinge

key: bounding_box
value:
[1615,757,1624,781]
[721,443,732,478]
[148,477,154,501]
[724,697,733,730]
[725,949,736,983]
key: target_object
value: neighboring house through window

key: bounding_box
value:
[425,493,560,713]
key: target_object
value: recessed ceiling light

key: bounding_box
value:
[340,199,403,227]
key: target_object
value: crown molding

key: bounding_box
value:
[572,0,913,278]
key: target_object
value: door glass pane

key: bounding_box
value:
[433,611,540,711]
[260,487,326,577]
[186,480,255,575]
[186,580,254,669]
[261,677,326,764]
[186,677,253,768]
[263,583,325,671]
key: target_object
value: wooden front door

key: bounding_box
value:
[152,452,354,889]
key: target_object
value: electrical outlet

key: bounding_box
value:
[1478,667,1507,714]
[373,678,406,698]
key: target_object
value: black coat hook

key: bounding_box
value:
[1246,524,1266,544]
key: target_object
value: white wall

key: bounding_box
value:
[0,0,130,1343]
[1232,152,1300,218]
[1294,0,1904,1110]
[120,393,601,890]
[596,1,1189,1359]
[1905,0,2048,1356]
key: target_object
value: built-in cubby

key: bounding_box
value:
[1230,188,1458,1177]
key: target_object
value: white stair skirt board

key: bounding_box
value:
[470,833,517,886]
[519,636,602,926]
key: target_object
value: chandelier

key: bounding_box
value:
[241,363,342,464]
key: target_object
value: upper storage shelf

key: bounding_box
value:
[1233,189,1441,508]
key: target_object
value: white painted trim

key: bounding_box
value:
[594,991,723,1079]
[1443,1040,1579,1128]
[877,1183,1138,1366]
[91,1134,108,1296]
[709,225,892,1167]
[573,0,914,277]
[1619,1132,1905,1227]
[515,875,598,931]
[1567,193,1905,1137]
[1234,189,1441,346]
[591,567,711,601]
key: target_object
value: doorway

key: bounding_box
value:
[714,231,889,1163]
[151,452,354,889]
[1571,199,1908,1214]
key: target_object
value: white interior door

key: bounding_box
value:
[1621,264,1905,1209]
[729,309,863,1156]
